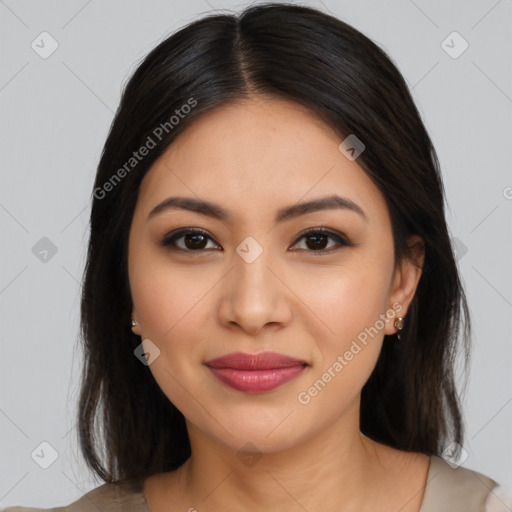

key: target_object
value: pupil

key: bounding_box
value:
[186,234,206,249]
[307,235,327,250]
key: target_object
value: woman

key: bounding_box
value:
[3,3,509,511]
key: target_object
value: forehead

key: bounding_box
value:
[135,96,389,227]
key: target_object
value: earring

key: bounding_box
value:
[131,319,137,327]
[394,317,404,340]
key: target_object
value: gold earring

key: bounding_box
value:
[394,317,404,340]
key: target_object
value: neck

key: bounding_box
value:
[176,401,388,511]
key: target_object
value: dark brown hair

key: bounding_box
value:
[78,2,470,485]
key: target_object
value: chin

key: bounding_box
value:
[194,407,316,456]
[219,430,301,456]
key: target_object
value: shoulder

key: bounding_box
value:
[420,455,501,512]
[482,484,512,512]
[0,480,150,512]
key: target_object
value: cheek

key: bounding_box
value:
[293,265,391,420]
[293,253,394,407]
[130,260,207,412]
[298,255,394,343]
[130,251,214,341]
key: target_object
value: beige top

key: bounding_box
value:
[1,455,502,512]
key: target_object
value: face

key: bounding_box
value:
[128,96,423,455]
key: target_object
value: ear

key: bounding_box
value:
[131,309,141,336]
[384,235,425,336]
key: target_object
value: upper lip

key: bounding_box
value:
[204,351,309,370]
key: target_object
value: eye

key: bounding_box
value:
[291,228,353,254]
[160,228,220,251]
[160,227,353,254]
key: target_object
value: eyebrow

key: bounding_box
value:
[147,194,368,224]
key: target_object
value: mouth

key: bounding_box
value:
[204,351,309,393]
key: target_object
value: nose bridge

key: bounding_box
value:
[232,234,274,303]
[220,234,289,331]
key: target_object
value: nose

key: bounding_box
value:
[217,247,292,336]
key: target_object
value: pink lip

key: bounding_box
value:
[204,351,308,393]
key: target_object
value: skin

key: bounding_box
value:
[128,96,428,512]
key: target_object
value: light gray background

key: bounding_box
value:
[1,0,511,507]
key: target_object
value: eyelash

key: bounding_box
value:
[159,227,354,255]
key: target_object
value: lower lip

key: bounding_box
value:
[207,365,306,393]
